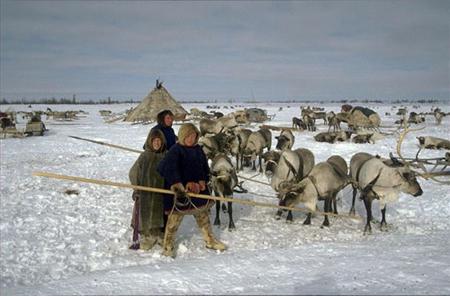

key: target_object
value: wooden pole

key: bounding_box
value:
[32,171,361,221]
[238,174,271,186]
[68,135,143,154]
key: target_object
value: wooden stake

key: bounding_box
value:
[32,171,361,221]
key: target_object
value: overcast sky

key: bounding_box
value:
[1,0,449,101]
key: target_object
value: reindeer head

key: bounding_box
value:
[227,135,240,155]
[210,169,235,196]
[262,150,281,177]
[275,135,290,150]
[395,167,423,197]
[416,136,426,146]
[278,180,307,208]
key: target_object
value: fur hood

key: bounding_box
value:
[143,129,166,152]
[178,123,200,146]
[156,110,174,126]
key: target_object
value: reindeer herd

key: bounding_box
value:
[193,105,449,235]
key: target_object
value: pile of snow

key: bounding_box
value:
[1,102,449,294]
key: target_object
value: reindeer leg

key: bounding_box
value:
[275,198,284,220]
[286,210,293,223]
[349,185,357,216]
[259,154,264,173]
[252,159,256,171]
[214,200,221,226]
[222,202,227,213]
[303,213,312,225]
[363,195,373,235]
[380,205,387,231]
[275,210,283,220]
[321,199,330,228]
[227,201,235,230]
[236,154,240,171]
[333,193,338,215]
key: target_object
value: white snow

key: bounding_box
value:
[1,102,450,295]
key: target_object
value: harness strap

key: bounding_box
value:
[355,157,373,184]
[361,169,382,198]
[330,164,348,181]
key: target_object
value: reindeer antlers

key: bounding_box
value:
[396,126,450,185]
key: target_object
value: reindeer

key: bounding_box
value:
[292,117,307,130]
[302,113,316,131]
[327,111,341,132]
[407,112,425,124]
[198,132,230,159]
[352,134,375,144]
[190,108,203,118]
[270,148,315,222]
[262,150,282,177]
[278,155,349,227]
[199,115,238,136]
[348,151,423,234]
[228,128,252,171]
[210,154,238,230]
[417,136,450,150]
[396,108,408,116]
[243,128,272,172]
[434,109,446,125]
[312,111,328,125]
[301,108,327,125]
[210,111,224,119]
[314,130,352,143]
[275,129,295,151]
[232,110,249,124]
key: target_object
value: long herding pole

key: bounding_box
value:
[237,175,271,186]
[32,171,361,221]
[68,135,143,154]
[69,135,277,187]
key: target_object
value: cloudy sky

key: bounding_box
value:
[0,1,449,101]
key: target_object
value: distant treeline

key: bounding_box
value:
[180,98,444,104]
[0,97,136,105]
[0,97,443,105]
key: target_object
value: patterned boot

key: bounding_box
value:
[194,211,227,251]
[162,213,183,258]
[140,234,157,251]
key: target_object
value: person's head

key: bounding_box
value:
[144,129,166,152]
[157,110,174,127]
[178,123,200,147]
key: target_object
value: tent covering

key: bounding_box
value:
[125,82,188,122]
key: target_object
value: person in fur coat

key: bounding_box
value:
[157,123,227,257]
[151,110,177,149]
[129,129,167,250]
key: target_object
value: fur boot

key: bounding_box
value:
[194,211,227,251]
[162,212,183,257]
[140,235,157,251]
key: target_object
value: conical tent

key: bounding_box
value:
[124,83,188,122]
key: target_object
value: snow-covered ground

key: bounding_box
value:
[1,101,449,295]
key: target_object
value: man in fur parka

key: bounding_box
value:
[129,129,167,250]
[157,123,227,257]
